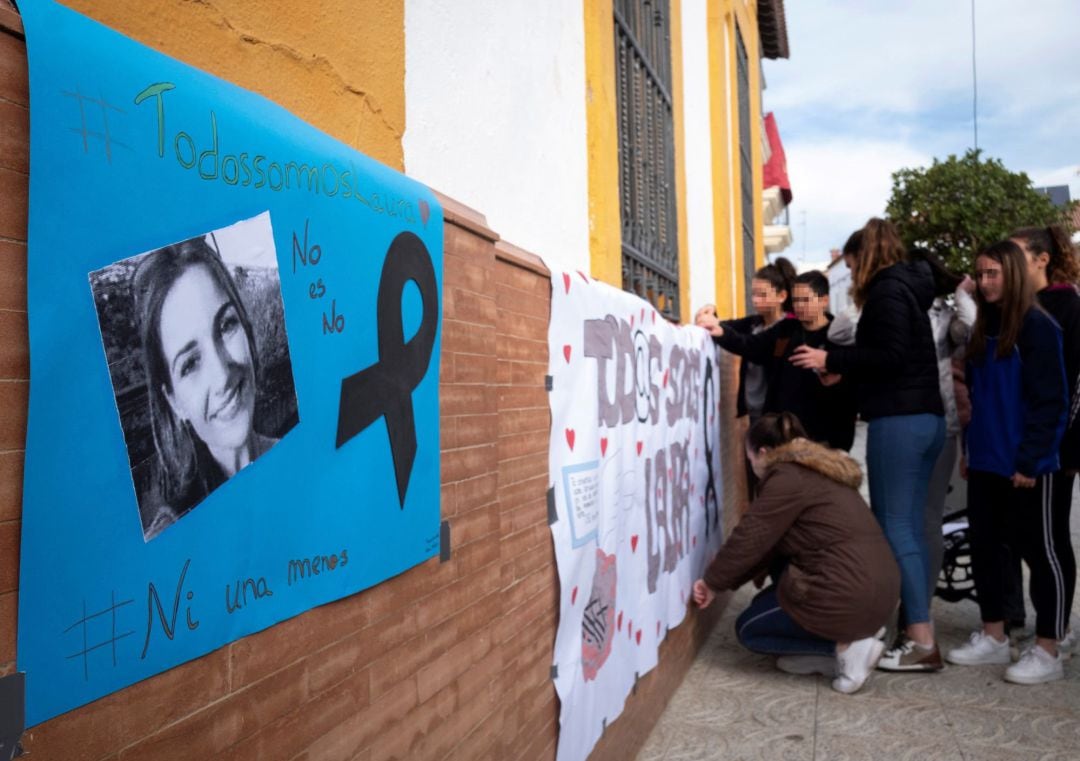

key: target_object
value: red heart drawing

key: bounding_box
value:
[662,369,669,388]
[630,535,639,552]
[636,441,643,456]
[577,270,589,284]
[563,344,572,363]
[562,272,571,294]
[418,199,430,226]
[565,428,575,450]
[635,629,642,645]
[571,586,578,605]
[600,437,608,456]
[617,611,624,631]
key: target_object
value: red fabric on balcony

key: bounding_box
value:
[763,112,792,205]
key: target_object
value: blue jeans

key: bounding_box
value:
[735,586,834,656]
[867,413,945,625]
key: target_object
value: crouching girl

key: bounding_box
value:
[692,413,899,694]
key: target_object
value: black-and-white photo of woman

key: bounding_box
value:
[89,212,298,541]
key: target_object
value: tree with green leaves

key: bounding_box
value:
[885,149,1075,274]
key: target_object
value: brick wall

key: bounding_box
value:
[0,9,746,760]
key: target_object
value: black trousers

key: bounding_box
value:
[967,470,1074,641]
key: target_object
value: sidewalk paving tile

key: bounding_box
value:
[635,423,1080,761]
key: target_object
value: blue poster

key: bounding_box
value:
[16,1,443,726]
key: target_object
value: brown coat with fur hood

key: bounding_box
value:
[703,439,900,642]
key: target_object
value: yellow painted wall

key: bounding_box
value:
[731,0,755,316]
[586,0,717,325]
[671,0,691,324]
[64,0,406,170]
[744,4,766,272]
[583,0,623,288]
[706,0,765,319]
[587,0,765,321]
[707,0,737,320]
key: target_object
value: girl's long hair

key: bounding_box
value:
[850,218,908,308]
[967,239,1034,361]
[1010,224,1080,286]
[754,257,797,313]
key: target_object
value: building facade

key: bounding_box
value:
[0,1,789,758]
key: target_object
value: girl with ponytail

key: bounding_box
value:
[693,413,900,695]
[790,217,947,671]
[755,257,798,315]
[695,257,797,422]
[695,257,798,499]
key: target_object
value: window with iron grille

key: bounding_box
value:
[736,26,756,313]
[614,0,679,320]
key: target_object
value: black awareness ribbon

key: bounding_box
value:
[336,231,439,507]
[702,358,719,538]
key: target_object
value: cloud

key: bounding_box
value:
[763,0,1080,260]
[766,0,1080,119]
[1028,164,1080,200]
[782,138,931,254]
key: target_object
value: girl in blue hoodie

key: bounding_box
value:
[947,240,1069,684]
[1011,225,1080,652]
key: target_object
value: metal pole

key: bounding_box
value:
[971,0,978,150]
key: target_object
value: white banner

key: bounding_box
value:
[547,271,726,761]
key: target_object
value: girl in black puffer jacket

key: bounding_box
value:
[791,218,946,672]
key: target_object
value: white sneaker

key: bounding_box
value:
[832,637,885,694]
[776,655,837,676]
[1004,645,1064,685]
[946,631,1011,666]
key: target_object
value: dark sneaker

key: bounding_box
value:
[876,638,944,672]
[775,655,837,676]
[888,630,906,653]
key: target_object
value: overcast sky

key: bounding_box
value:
[762,0,1080,264]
